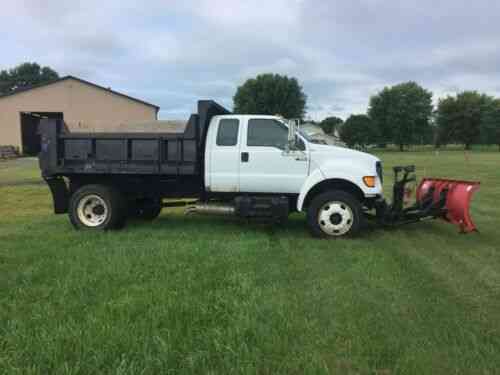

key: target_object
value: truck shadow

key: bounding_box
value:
[129,212,391,241]
[131,212,312,238]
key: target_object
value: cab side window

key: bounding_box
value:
[247,119,288,149]
[216,119,239,146]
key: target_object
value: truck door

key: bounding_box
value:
[207,118,241,192]
[239,118,309,194]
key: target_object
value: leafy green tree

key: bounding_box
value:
[0,62,59,94]
[339,114,379,148]
[233,73,307,119]
[368,82,433,151]
[435,96,457,147]
[320,116,343,135]
[480,97,500,151]
[367,87,393,146]
[436,91,488,149]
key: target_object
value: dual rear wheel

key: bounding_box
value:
[69,184,162,230]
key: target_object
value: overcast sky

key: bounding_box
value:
[2,0,500,120]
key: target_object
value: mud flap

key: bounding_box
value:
[44,177,69,214]
[416,178,480,233]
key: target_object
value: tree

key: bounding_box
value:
[339,114,379,148]
[320,116,343,135]
[233,73,307,119]
[480,97,500,151]
[368,82,433,151]
[436,91,488,149]
[435,96,457,147]
[0,62,59,94]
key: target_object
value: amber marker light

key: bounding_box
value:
[363,176,376,188]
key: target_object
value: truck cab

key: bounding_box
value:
[204,114,383,236]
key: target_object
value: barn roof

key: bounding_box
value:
[0,75,160,111]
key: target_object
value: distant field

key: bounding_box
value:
[1,152,499,374]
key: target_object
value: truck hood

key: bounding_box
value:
[308,143,380,168]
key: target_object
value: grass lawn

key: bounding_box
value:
[1,152,499,374]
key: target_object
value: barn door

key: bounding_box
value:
[20,112,63,156]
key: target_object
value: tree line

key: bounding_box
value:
[360,82,500,151]
[234,74,500,151]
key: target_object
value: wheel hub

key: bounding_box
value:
[329,213,342,225]
[92,205,105,215]
[318,201,354,236]
[77,194,108,227]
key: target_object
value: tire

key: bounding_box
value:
[307,190,362,238]
[130,198,162,220]
[69,184,127,230]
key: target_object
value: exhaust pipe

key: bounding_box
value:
[185,203,235,216]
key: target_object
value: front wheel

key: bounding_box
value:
[307,190,362,238]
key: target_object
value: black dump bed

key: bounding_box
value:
[39,100,229,178]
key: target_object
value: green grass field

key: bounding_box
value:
[1,152,499,374]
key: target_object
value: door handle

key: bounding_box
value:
[241,152,249,162]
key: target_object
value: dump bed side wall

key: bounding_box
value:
[39,115,200,177]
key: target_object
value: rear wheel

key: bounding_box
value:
[307,190,362,238]
[69,185,126,230]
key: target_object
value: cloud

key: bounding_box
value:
[1,0,500,120]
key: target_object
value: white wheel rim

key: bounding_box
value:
[77,194,109,227]
[317,200,354,236]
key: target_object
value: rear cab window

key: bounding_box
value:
[216,119,239,146]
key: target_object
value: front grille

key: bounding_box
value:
[376,161,383,184]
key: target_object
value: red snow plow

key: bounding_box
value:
[373,165,480,233]
[416,178,480,233]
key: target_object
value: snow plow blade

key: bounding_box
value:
[372,166,481,234]
[416,178,480,233]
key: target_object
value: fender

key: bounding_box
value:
[297,162,382,212]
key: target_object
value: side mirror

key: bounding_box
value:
[287,119,299,151]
